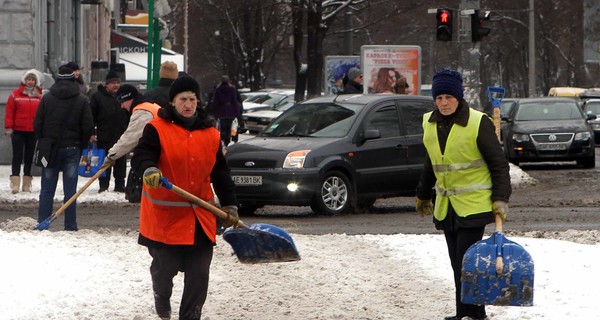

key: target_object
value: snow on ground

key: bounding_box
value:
[1,164,599,319]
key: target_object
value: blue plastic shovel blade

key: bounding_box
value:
[461,232,534,306]
[222,223,301,264]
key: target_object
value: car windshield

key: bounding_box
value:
[515,102,582,121]
[250,93,286,105]
[261,103,359,138]
[585,102,600,115]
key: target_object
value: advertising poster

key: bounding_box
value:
[323,55,361,95]
[360,45,421,95]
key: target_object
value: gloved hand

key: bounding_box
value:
[100,155,115,169]
[492,200,509,221]
[221,205,240,228]
[143,167,162,189]
[415,197,434,217]
[5,129,13,137]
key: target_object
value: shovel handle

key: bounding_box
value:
[495,214,504,275]
[159,177,248,229]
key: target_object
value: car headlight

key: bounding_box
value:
[592,123,600,130]
[512,133,530,142]
[283,150,310,168]
[575,131,591,140]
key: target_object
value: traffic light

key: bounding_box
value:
[436,8,453,41]
[471,10,491,42]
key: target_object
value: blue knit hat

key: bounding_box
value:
[431,68,464,101]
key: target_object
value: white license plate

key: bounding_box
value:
[538,143,567,151]
[233,175,263,185]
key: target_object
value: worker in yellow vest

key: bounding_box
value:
[415,68,511,320]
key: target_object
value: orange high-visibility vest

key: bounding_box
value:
[132,101,160,118]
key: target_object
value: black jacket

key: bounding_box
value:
[143,78,174,109]
[416,100,512,231]
[90,85,129,149]
[343,80,363,94]
[34,79,94,149]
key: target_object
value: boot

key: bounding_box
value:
[22,176,33,192]
[10,176,20,194]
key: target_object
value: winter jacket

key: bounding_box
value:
[343,80,363,94]
[5,83,42,132]
[107,99,160,160]
[33,79,94,149]
[416,100,511,231]
[212,82,240,119]
[131,104,237,247]
[90,85,129,149]
[143,78,175,108]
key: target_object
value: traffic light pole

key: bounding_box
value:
[528,0,535,96]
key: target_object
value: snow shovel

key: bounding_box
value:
[35,164,111,231]
[461,215,534,306]
[159,177,301,264]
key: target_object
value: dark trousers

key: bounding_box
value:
[11,130,36,176]
[148,241,214,320]
[218,117,234,146]
[98,156,126,190]
[444,226,486,319]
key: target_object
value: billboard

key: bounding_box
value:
[360,45,421,95]
[323,55,361,95]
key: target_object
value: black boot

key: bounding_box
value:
[444,317,461,320]
[154,293,171,319]
[114,180,126,192]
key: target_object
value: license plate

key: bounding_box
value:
[538,143,567,151]
[233,175,262,185]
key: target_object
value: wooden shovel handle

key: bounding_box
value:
[159,177,248,229]
[495,214,504,275]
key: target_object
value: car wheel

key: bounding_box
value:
[577,155,595,168]
[238,204,259,216]
[310,170,353,215]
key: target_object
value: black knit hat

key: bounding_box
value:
[169,76,200,102]
[116,84,139,103]
[431,68,464,101]
[56,66,75,80]
[65,61,80,71]
[105,70,121,84]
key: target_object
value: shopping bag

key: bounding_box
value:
[78,144,107,178]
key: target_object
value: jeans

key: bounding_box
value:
[38,147,80,231]
[11,130,36,176]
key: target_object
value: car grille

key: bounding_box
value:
[531,133,573,143]
[227,159,278,169]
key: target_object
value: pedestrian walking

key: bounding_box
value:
[4,69,44,193]
[90,70,129,192]
[415,68,511,320]
[211,75,241,146]
[131,75,238,319]
[64,61,88,95]
[144,61,178,108]
[342,67,363,94]
[34,65,94,231]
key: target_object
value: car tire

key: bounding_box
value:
[310,170,353,215]
[577,155,595,168]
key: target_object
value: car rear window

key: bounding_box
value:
[261,103,360,138]
[515,102,583,121]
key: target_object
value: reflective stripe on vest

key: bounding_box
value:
[422,108,493,219]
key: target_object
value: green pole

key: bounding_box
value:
[152,20,162,88]
[147,0,155,89]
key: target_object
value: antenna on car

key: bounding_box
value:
[333,90,341,103]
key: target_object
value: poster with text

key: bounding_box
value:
[323,55,361,95]
[360,45,421,95]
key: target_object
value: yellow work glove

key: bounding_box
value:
[143,167,163,189]
[492,200,508,221]
[221,205,240,228]
[415,197,434,217]
[100,155,115,169]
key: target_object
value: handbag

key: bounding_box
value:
[125,167,143,203]
[33,137,58,168]
[78,143,107,177]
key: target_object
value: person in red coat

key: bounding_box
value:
[4,69,44,193]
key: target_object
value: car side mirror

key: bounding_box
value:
[364,129,381,140]
[586,113,597,121]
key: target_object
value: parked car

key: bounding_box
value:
[242,100,295,134]
[502,97,596,167]
[582,99,600,144]
[225,94,434,215]
[242,90,295,112]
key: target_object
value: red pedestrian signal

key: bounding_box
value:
[436,9,453,41]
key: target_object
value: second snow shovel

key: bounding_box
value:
[35,164,110,231]
[159,177,301,264]
[461,215,534,306]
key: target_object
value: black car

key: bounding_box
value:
[225,94,433,215]
[502,97,596,167]
[582,99,600,144]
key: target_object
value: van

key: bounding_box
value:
[547,87,586,97]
